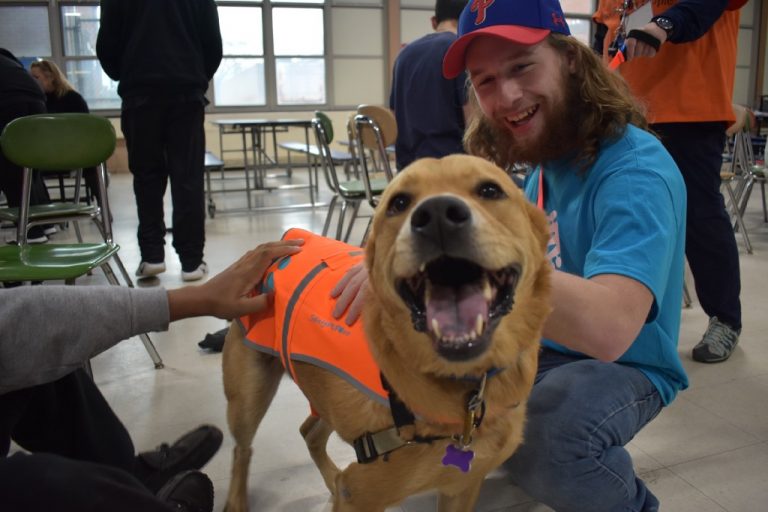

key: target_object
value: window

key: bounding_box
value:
[213,5,266,106]
[0,5,51,61]
[214,1,326,107]
[0,0,379,111]
[272,6,325,105]
[60,4,120,110]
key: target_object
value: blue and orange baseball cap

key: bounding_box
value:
[443,0,571,79]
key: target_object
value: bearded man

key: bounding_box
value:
[330,1,689,510]
[444,0,689,510]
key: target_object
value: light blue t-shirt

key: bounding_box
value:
[524,125,689,404]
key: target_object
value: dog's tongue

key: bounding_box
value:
[426,282,488,339]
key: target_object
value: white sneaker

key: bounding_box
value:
[43,226,58,236]
[26,234,48,244]
[136,261,166,278]
[182,262,208,282]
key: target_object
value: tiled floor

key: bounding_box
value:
[28,168,768,511]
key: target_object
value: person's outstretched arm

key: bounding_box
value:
[0,239,303,395]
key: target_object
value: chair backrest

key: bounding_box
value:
[726,104,749,137]
[353,113,395,208]
[312,116,341,194]
[356,104,397,149]
[314,111,334,144]
[0,113,116,171]
[0,113,116,245]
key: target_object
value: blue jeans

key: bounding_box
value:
[504,348,663,512]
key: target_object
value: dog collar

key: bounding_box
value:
[352,370,499,467]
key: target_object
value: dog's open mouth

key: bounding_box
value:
[397,257,520,361]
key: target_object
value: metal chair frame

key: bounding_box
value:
[0,113,163,370]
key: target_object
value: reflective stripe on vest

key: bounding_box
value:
[238,228,388,406]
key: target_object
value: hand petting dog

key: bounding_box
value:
[168,239,303,321]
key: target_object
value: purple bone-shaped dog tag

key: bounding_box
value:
[442,444,474,472]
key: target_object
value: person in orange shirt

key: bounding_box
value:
[594,0,743,363]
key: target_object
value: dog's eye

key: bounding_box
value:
[386,193,411,216]
[476,181,506,200]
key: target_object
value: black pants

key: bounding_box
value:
[0,370,173,511]
[653,122,742,330]
[121,100,206,270]
[0,100,53,217]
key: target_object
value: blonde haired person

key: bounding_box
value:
[30,59,101,210]
[30,59,89,114]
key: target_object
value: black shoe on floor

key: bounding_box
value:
[156,470,214,512]
[198,327,229,352]
[135,425,223,493]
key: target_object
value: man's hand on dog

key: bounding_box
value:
[330,261,369,325]
[168,239,304,321]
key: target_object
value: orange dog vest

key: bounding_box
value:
[238,228,388,406]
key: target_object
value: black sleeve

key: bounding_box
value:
[592,21,608,56]
[95,0,124,80]
[658,0,729,43]
[64,91,90,113]
[199,0,224,80]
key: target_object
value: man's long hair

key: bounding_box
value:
[464,34,648,173]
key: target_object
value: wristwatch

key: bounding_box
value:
[651,16,675,39]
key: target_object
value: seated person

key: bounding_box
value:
[0,238,303,512]
[0,49,51,243]
[30,59,101,208]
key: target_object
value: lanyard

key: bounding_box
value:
[537,166,545,210]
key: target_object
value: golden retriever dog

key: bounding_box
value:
[222,154,551,512]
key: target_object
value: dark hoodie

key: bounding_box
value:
[0,49,45,109]
[96,0,223,101]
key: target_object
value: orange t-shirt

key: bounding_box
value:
[594,0,739,124]
[238,228,388,406]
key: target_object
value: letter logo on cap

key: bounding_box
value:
[470,0,495,25]
[551,11,566,29]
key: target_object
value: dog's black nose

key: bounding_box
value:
[411,195,472,252]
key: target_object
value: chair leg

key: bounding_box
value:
[343,201,362,243]
[360,217,373,247]
[140,333,165,369]
[73,220,83,243]
[683,281,692,308]
[112,252,135,288]
[737,177,755,223]
[724,182,753,254]
[102,261,164,369]
[322,195,339,237]
[337,201,349,240]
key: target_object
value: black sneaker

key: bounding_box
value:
[156,470,214,512]
[135,425,223,493]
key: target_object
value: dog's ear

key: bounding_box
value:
[524,200,550,254]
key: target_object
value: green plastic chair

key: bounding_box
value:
[0,114,106,242]
[313,112,388,243]
[0,113,163,369]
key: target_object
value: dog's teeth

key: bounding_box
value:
[431,318,441,339]
[483,275,493,301]
[475,314,484,337]
[419,262,426,273]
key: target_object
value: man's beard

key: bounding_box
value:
[488,75,583,167]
